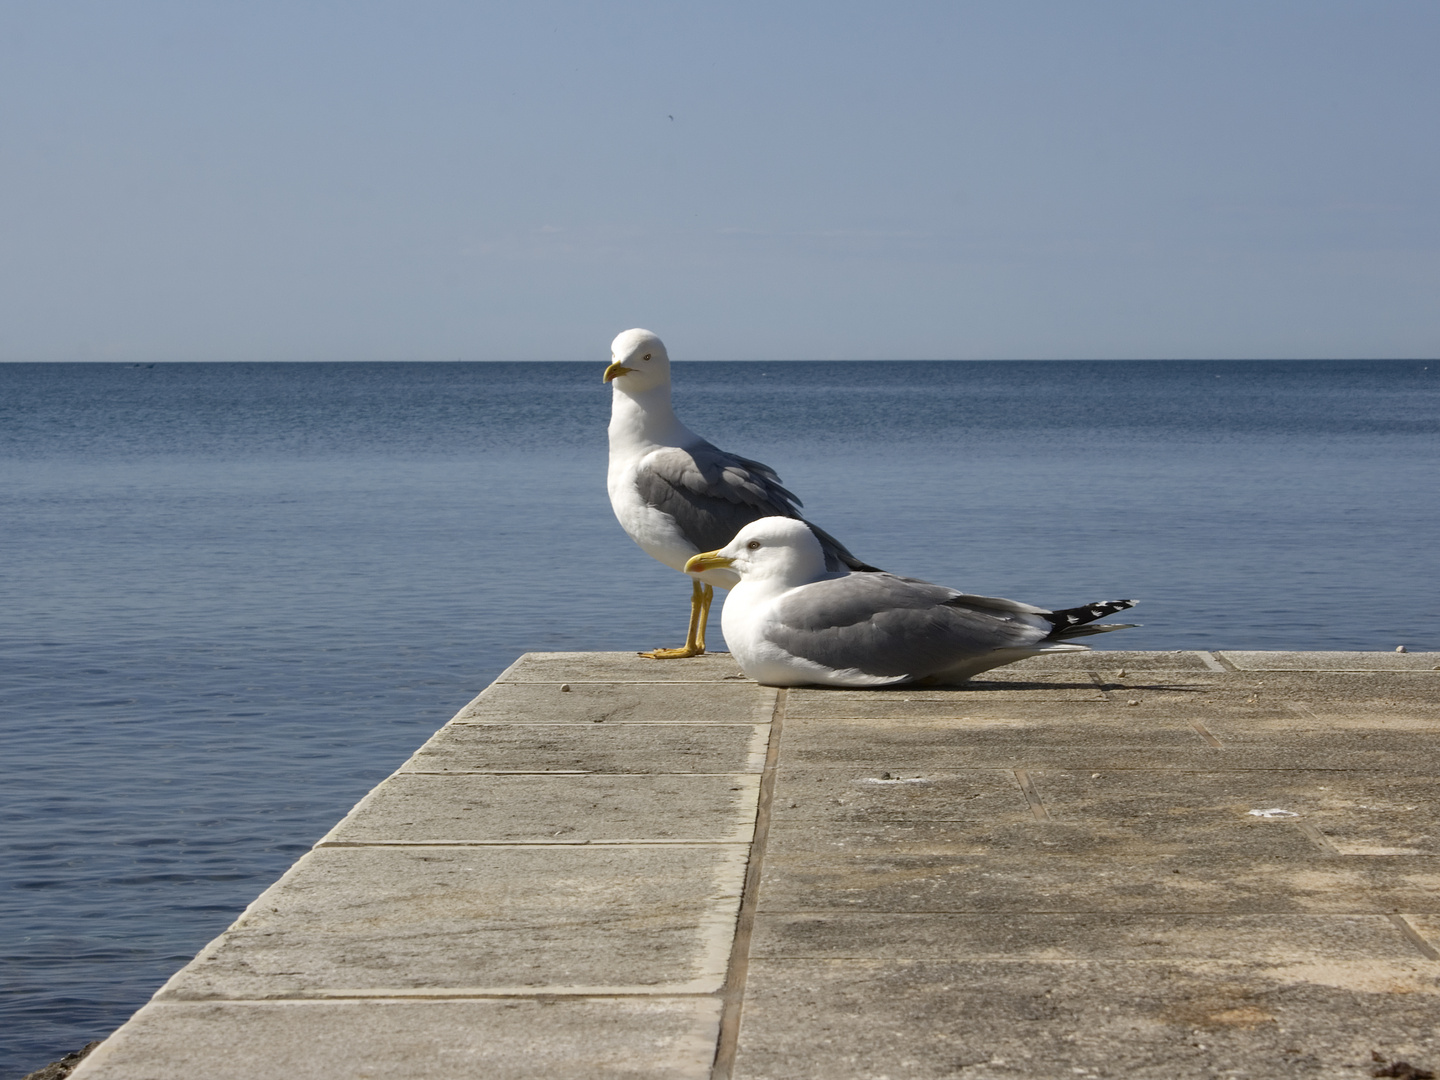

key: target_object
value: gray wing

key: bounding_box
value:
[635,442,876,570]
[766,574,1050,679]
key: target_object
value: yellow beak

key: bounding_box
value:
[685,550,735,573]
[603,361,633,383]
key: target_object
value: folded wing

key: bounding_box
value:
[635,443,877,571]
[766,573,1056,679]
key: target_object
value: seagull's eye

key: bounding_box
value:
[746,540,761,550]
[643,354,651,361]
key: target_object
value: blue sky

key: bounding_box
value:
[2,1,1437,360]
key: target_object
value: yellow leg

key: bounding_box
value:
[695,584,714,652]
[640,580,711,659]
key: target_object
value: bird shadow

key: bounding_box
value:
[844,680,1211,694]
[863,679,1099,693]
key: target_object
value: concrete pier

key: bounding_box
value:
[70,651,1440,1079]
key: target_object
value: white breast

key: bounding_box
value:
[607,455,696,572]
[606,383,742,589]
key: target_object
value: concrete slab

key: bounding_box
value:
[757,839,1440,914]
[1029,769,1440,856]
[785,695,1225,722]
[733,957,1440,1080]
[457,680,777,724]
[772,766,1035,824]
[782,714,1218,752]
[785,686,1109,720]
[1222,651,1440,671]
[1212,711,1440,732]
[1000,650,1219,672]
[160,844,748,998]
[323,772,761,844]
[768,765,1440,844]
[1220,671,1440,710]
[786,673,1440,722]
[403,722,770,774]
[74,998,723,1080]
[779,715,1428,771]
[749,911,1426,962]
[497,651,750,682]
[761,815,1327,861]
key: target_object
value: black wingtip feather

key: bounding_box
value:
[805,520,883,574]
[1045,599,1137,639]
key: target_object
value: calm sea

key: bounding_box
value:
[2,359,1437,1076]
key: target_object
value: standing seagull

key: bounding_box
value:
[605,328,876,658]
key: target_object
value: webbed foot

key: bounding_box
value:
[639,644,706,659]
[638,582,714,659]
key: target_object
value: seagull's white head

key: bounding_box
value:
[685,517,828,587]
[603,328,671,391]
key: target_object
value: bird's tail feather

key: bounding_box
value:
[1055,621,1139,638]
[1046,599,1138,639]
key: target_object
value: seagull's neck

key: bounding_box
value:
[608,384,700,453]
[731,571,843,614]
[736,559,846,602]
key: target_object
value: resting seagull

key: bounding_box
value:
[605,329,876,659]
[685,517,1136,687]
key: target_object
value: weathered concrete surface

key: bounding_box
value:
[324,772,761,843]
[69,651,1440,1080]
[68,999,724,1080]
[739,651,1440,1080]
[72,652,770,1080]
[160,845,749,997]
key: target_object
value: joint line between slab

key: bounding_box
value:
[157,989,724,1003]
[1295,821,1343,856]
[711,688,785,1080]
[1389,915,1440,960]
[314,840,756,849]
[496,679,755,685]
[1190,722,1224,748]
[1012,768,1051,821]
[399,771,766,777]
[756,908,1440,916]
[449,722,766,728]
